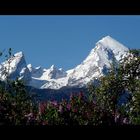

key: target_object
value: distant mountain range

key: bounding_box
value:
[0,36,129,91]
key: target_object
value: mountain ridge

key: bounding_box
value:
[0,36,129,89]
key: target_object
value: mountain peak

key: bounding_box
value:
[102,35,113,39]
[27,64,32,68]
[97,35,117,43]
[0,51,30,81]
[14,51,24,57]
[50,65,56,70]
[96,35,128,52]
[67,36,129,87]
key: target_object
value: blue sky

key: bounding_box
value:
[0,16,140,70]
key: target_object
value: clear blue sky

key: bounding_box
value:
[0,16,140,70]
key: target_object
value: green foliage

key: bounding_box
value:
[87,49,140,125]
[0,49,38,125]
[0,48,139,125]
[130,49,140,57]
[118,49,140,124]
[0,79,38,125]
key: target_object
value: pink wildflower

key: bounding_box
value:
[79,91,84,98]
[25,113,33,118]
[67,104,71,111]
[123,118,129,124]
[58,105,63,113]
[51,101,58,106]
[39,102,47,114]
[70,94,74,100]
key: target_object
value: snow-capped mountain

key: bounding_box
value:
[0,36,129,89]
[67,36,129,87]
[0,52,31,83]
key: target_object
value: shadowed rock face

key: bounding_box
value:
[47,65,67,79]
